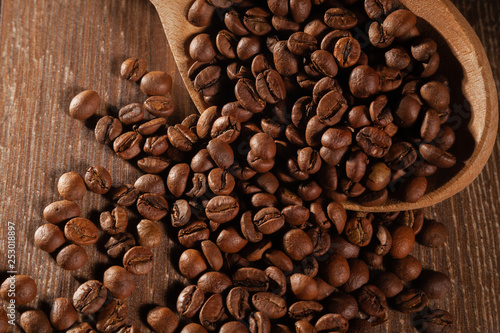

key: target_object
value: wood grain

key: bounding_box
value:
[0,0,498,332]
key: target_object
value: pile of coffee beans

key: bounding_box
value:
[186,0,458,206]
[5,0,463,329]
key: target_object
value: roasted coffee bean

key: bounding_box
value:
[95,116,123,145]
[342,259,369,293]
[324,293,358,320]
[288,301,323,321]
[123,246,153,275]
[403,176,428,203]
[316,91,348,126]
[73,280,107,314]
[177,285,205,318]
[181,323,208,333]
[349,65,380,98]
[171,199,192,228]
[385,46,411,70]
[57,171,86,201]
[113,131,143,159]
[198,272,232,294]
[185,173,207,198]
[390,255,422,281]
[207,138,234,169]
[136,193,169,220]
[273,41,299,76]
[383,9,417,38]
[418,219,447,247]
[420,81,450,111]
[66,322,96,333]
[232,267,269,292]
[334,37,361,68]
[255,69,286,104]
[356,285,388,318]
[365,163,391,192]
[84,166,112,194]
[120,57,147,82]
[116,325,140,333]
[243,7,272,36]
[394,289,428,313]
[147,306,178,333]
[100,206,128,235]
[368,21,394,48]
[190,34,216,63]
[105,232,135,258]
[20,310,51,333]
[289,0,312,23]
[50,297,78,331]
[272,15,300,34]
[324,8,357,29]
[240,211,263,243]
[315,313,349,333]
[70,90,100,120]
[365,0,393,20]
[225,10,250,36]
[134,174,165,195]
[140,71,172,96]
[308,49,338,77]
[197,106,219,140]
[282,205,310,226]
[199,294,225,331]
[290,273,318,300]
[264,250,293,273]
[205,195,239,223]
[226,287,251,320]
[201,240,224,271]
[216,30,238,59]
[195,65,222,97]
[250,132,277,160]
[287,32,317,56]
[252,292,287,319]
[64,217,98,246]
[249,311,271,333]
[167,163,190,198]
[390,225,415,258]
[356,126,391,158]
[220,321,248,333]
[168,124,198,152]
[282,228,313,261]
[118,103,144,125]
[103,266,135,299]
[96,299,128,332]
[385,142,417,171]
[137,219,162,249]
[56,244,88,270]
[294,320,315,333]
[344,214,373,247]
[320,255,350,287]
[143,95,174,118]
[415,308,453,333]
[0,275,37,305]
[419,143,456,168]
[237,36,262,61]
[211,116,241,144]
[34,223,65,253]
[112,184,139,206]
[371,271,404,299]
[178,221,210,248]
[235,78,267,113]
[253,207,285,234]
[418,270,451,300]
[217,227,248,253]
[264,266,286,296]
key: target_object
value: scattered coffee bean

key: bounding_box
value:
[147,306,179,333]
[56,244,88,270]
[103,266,135,299]
[34,223,65,253]
[0,275,37,305]
[20,310,52,333]
[50,297,79,331]
[69,90,100,120]
[57,171,86,200]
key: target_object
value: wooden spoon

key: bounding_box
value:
[150,0,498,212]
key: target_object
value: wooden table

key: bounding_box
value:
[0,0,498,332]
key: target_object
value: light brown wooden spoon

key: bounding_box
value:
[150,0,498,212]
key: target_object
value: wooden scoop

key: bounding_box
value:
[150,0,498,212]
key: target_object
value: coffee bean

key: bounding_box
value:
[66,322,96,333]
[417,270,451,300]
[34,223,65,253]
[249,311,271,333]
[178,221,210,248]
[0,275,37,305]
[64,217,98,246]
[419,143,456,168]
[123,246,153,275]
[57,171,86,201]
[320,255,350,287]
[368,21,394,48]
[56,244,88,270]
[147,306,179,333]
[95,116,123,145]
[179,249,207,280]
[111,184,139,206]
[418,219,447,247]
[231,267,269,292]
[365,0,393,20]
[377,65,402,92]
[140,71,172,96]
[290,273,318,300]
[343,214,373,246]
[289,0,312,23]
[207,0,232,8]
[105,232,135,258]
[43,200,81,224]
[394,289,428,313]
[225,10,250,36]
[205,195,240,223]
[273,41,299,76]
[211,116,241,143]
[118,103,144,125]
[181,323,208,333]
[20,310,51,333]
[390,255,422,282]
[252,207,284,235]
[177,285,205,318]
[315,313,349,333]
[316,91,348,126]
[137,219,162,249]
[220,321,248,333]
[136,193,169,220]
[143,96,174,119]
[243,8,272,36]
[324,8,357,29]
[288,300,323,321]
[356,285,388,318]
[102,266,135,300]
[252,292,287,319]
[403,176,428,203]
[217,227,248,253]
[237,36,262,61]
[199,294,225,330]
[385,46,411,70]
[73,280,107,314]
[390,225,415,258]
[334,37,361,68]
[349,65,380,98]
[356,126,392,158]
[100,206,128,235]
[341,259,369,293]
[50,297,78,331]
[70,90,100,120]
[207,138,234,169]
[324,293,358,320]
[272,15,300,34]
[415,308,453,333]
[96,299,128,332]
[120,57,147,82]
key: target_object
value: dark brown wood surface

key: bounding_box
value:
[0,0,498,332]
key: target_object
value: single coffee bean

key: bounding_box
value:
[216,227,248,253]
[170,199,191,228]
[250,132,277,160]
[64,217,98,246]
[371,271,404,298]
[315,313,349,333]
[232,267,269,292]
[394,288,428,313]
[415,308,453,333]
[50,297,78,331]
[251,207,283,235]
[273,41,299,77]
[385,46,411,70]
[177,285,205,318]
[181,323,208,333]
[112,184,139,207]
[418,219,448,247]
[0,275,37,305]
[199,294,225,331]
[120,57,147,82]
[226,287,251,320]
[282,228,313,261]
[136,193,169,220]
[243,7,272,36]
[43,200,80,224]
[349,65,380,98]
[320,255,350,287]
[356,285,388,318]
[304,18,329,39]
[56,244,88,270]
[95,116,123,145]
[356,126,392,158]
[136,219,162,249]
[411,37,438,62]
[207,0,232,9]
[419,143,456,168]
[123,246,153,275]
[73,280,107,314]
[178,221,210,248]
[287,32,317,56]
[252,292,287,319]
[324,293,358,320]
[248,311,271,333]
[237,35,262,61]
[168,124,199,152]
[344,214,373,247]
[20,310,51,333]
[205,195,239,223]
[289,0,312,23]
[211,116,241,145]
[103,266,135,299]
[334,37,361,68]
[34,223,65,253]
[199,240,223,271]
[342,259,369,293]
[225,10,250,36]
[390,225,415,258]
[316,91,348,126]
[105,232,135,258]
[420,81,450,111]
[179,249,207,279]
[194,65,222,97]
[255,69,286,104]
[207,138,234,169]
[235,78,267,113]
[290,273,318,301]
[288,301,323,321]
[84,165,112,194]
[147,306,179,333]
[418,270,451,299]
[100,206,128,235]
[57,171,86,201]
[95,299,128,332]
[264,266,286,296]
[272,15,300,34]
[140,71,172,96]
[143,95,174,118]
[404,176,428,203]
[118,103,144,125]
[70,90,100,120]
[383,9,417,37]
[216,30,238,59]
[134,174,166,195]
[294,320,315,333]
[220,321,248,333]
[384,142,417,170]
[324,8,357,29]
[66,322,96,333]
[391,255,422,281]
